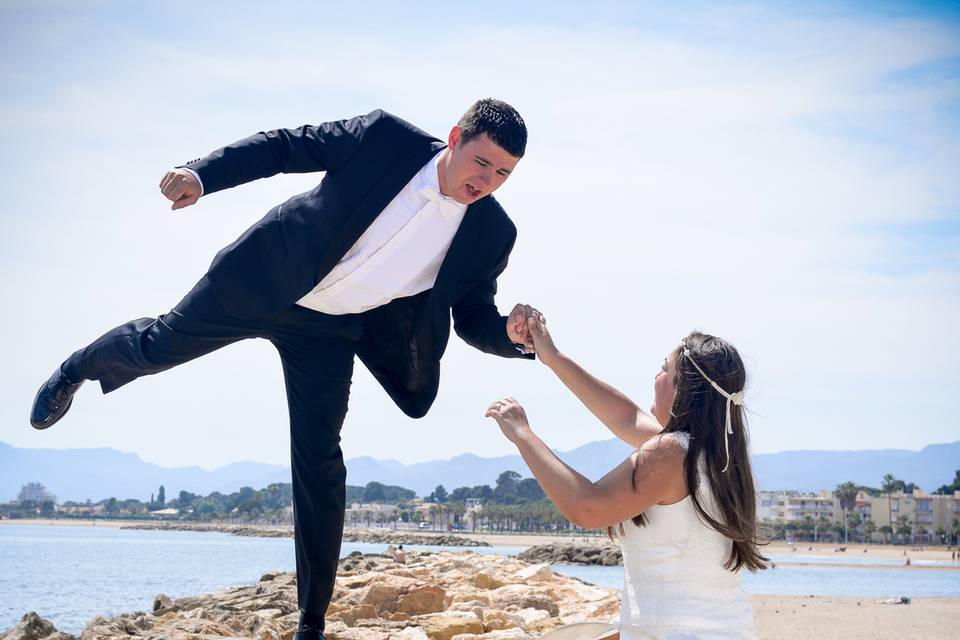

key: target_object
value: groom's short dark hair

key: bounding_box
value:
[458,98,527,158]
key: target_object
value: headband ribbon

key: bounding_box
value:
[682,347,745,473]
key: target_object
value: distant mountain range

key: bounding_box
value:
[1,439,957,503]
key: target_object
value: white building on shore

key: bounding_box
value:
[756,489,960,543]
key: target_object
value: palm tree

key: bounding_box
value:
[863,518,877,544]
[449,502,465,530]
[834,482,858,543]
[817,515,831,543]
[915,525,928,545]
[830,521,845,542]
[879,525,893,544]
[847,512,863,542]
[881,474,898,532]
[895,514,911,544]
[802,516,814,542]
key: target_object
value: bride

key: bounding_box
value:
[486,312,767,640]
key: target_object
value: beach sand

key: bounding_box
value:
[762,540,958,562]
[0,517,131,528]
[751,595,959,639]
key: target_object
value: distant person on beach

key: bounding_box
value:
[486,316,765,639]
[29,99,536,640]
[394,544,406,564]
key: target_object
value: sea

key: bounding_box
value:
[1,525,958,634]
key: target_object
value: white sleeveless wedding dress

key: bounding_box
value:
[615,432,757,640]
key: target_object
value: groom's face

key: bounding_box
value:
[438,126,520,205]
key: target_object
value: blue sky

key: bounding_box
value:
[1,1,957,471]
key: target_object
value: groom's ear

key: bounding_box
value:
[447,125,462,149]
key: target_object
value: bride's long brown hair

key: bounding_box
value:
[615,331,768,572]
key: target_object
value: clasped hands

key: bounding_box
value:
[505,304,555,359]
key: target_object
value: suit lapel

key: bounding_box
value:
[432,197,489,298]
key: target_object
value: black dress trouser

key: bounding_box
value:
[63,275,362,621]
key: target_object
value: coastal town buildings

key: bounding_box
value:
[756,489,960,543]
[6,480,957,544]
[345,502,398,528]
[57,503,105,517]
[865,490,960,543]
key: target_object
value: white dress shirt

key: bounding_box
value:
[295,151,467,315]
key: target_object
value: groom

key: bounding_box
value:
[30,98,535,639]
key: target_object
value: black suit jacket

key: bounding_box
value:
[185,110,532,418]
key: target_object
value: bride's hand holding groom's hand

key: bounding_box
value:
[485,397,532,444]
[527,310,559,367]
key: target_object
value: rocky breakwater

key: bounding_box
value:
[343,531,490,547]
[120,523,488,547]
[1,550,619,640]
[121,522,293,538]
[518,542,622,566]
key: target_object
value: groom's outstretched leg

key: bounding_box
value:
[272,308,361,629]
[63,276,264,391]
[30,276,265,429]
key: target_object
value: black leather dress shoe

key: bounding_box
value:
[292,628,325,640]
[30,366,84,430]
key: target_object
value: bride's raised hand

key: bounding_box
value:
[528,310,559,366]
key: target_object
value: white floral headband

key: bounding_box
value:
[681,342,745,473]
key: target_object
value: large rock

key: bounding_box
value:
[4,549,619,640]
[453,630,534,640]
[515,608,551,626]
[324,620,393,640]
[489,586,560,617]
[466,572,505,590]
[356,574,420,613]
[0,613,75,640]
[330,604,377,626]
[480,609,526,632]
[512,563,554,583]
[516,595,560,617]
[152,593,174,612]
[396,585,446,615]
[414,612,484,640]
[517,543,622,566]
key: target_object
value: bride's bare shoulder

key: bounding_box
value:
[630,432,689,498]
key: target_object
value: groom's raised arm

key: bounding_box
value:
[452,235,535,360]
[159,109,386,208]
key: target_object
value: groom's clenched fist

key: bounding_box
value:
[159,168,202,211]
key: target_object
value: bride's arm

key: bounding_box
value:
[486,397,685,529]
[529,312,663,449]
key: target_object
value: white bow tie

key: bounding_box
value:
[417,186,463,219]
